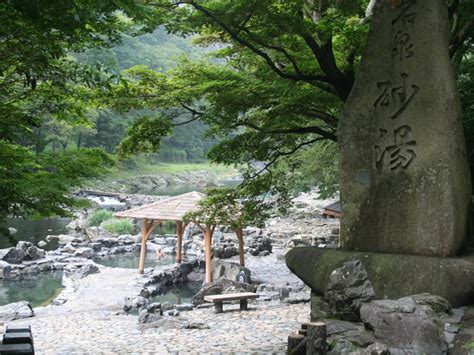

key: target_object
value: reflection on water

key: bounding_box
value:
[152,282,202,305]
[0,271,63,307]
[3,217,70,249]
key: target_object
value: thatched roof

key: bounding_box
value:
[114,191,206,221]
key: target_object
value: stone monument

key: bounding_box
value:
[287,0,474,306]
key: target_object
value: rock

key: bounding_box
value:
[166,310,180,317]
[324,260,375,321]
[7,227,17,235]
[282,292,310,304]
[360,297,448,354]
[37,240,47,248]
[183,322,210,330]
[73,247,95,259]
[286,248,474,307]
[191,278,256,306]
[411,293,452,314]
[139,312,162,324]
[85,227,115,240]
[161,302,174,312]
[212,260,251,283]
[175,303,193,312]
[0,260,12,279]
[1,248,24,264]
[62,243,77,254]
[117,235,135,245]
[363,342,389,355]
[327,338,360,354]
[48,234,82,245]
[145,302,162,314]
[338,0,470,257]
[0,301,34,321]
[68,263,100,279]
[25,246,45,260]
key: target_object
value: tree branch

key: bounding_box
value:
[242,121,337,141]
[182,1,338,96]
[449,13,474,58]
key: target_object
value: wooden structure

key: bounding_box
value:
[114,191,247,283]
[322,201,342,219]
[204,292,259,313]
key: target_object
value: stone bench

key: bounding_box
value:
[204,292,259,313]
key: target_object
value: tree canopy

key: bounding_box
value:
[114,0,474,200]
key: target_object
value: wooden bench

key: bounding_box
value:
[204,292,259,313]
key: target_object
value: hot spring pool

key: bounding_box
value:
[0,271,63,307]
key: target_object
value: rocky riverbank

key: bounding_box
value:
[89,168,239,195]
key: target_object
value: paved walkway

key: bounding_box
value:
[9,251,310,354]
[22,303,308,354]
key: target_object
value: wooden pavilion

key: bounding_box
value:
[114,191,246,283]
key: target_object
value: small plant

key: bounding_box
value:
[87,209,113,227]
[100,218,134,235]
[463,341,474,350]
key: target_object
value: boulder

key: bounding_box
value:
[47,234,82,245]
[360,297,447,354]
[37,240,47,248]
[0,260,12,279]
[25,246,45,260]
[85,227,115,240]
[1,248,24,264]
[0,301,34,321]
[212,260,251,283]
[62,243,77,254]
[67,263,100,280]
[73,247,95,259]
[324,260,376,321]
[411,293,452,314]
[191,278,256,306]
[363,343,390,355]
[7,227,17,235]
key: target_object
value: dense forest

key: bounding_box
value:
[1,0,473,225]
[31,27,216,163]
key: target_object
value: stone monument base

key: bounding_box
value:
[286,247,474,306]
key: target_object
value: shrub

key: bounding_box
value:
[87,209,113,227]
[100,218,134,235]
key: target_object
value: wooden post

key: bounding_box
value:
[138,219,149,274]
[306,322,327,355]
[176,220,184,264]
[235,227,245,266]
[204,225,213,284]
[288,333,306,355]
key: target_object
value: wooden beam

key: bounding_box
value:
[235,227,245,267]
[138,219,160,274]
[204,225,213,284]
[138,218,149,274]
[176,220,184,263]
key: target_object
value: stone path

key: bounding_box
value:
[8,250,310,354]
[21,303,308,354]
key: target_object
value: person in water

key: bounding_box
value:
[155,248,165,259]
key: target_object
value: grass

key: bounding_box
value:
[87,209,114,227]
[101,218,135,235]
[99,162,239,182]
